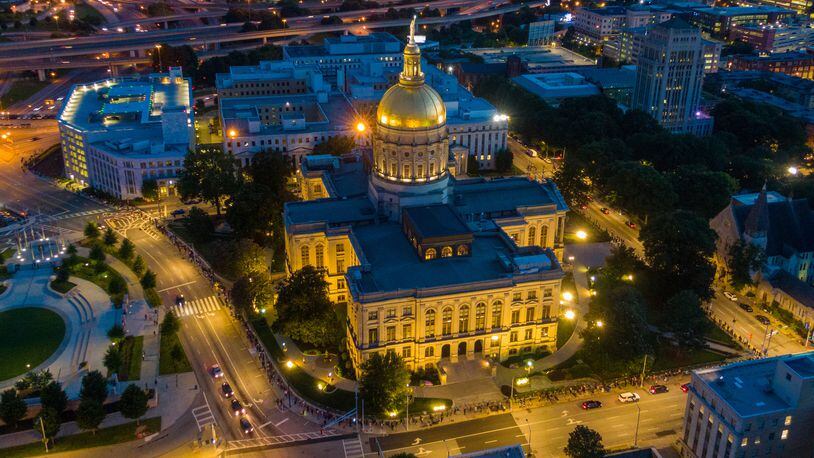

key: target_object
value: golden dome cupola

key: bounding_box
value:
[376,17,446,130]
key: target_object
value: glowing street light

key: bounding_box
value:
[355,121,366,133]
[564,309,576,320]
[596,320,604,328]
[562,291,574,302]
[227,129,237,138]
[575,230,588,240]
[285,360,294,369]
[787,166,798,176]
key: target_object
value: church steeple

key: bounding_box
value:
[399,16,424,86]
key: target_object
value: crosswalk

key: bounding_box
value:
[342,437,365,458]
[191,404,216,432]
[172,295,223,317]
[44,208,108,221]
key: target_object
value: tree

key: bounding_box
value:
[103,227,118,247]
[727,241,766,289]
[582,285,651,362]
[232,270,277,317]
[132,255,146,276]
[564,425,606,458]
[495,148,513,172]
[275,266,343,348]
[36,407,61,446]
[55,265,70,283]
[141,179,159,201]
[108,275,126,296]
[107,324,125,342]
[89,244,106,263]
[311,135,356,156]
[553,159,590,208]
[151,44,199,77]
[0,389,27,428]
[183,207,214,243]
[170,344,185,372]
[39,382,67,415]
[160,310,180,336]
[359,352,411,416]
[604,161,676,222]
[466,154,479,176]
[84,221,100,239]
[670,165,738,219]
[119,385,149,425]
[76,398,105,434]
[103,346,122,375]
[640,210,717,301]
[178,145,239,216]
[79,370,108,404]
[664,290,708,349]
[118,238,135,262]
[140,269,157,290]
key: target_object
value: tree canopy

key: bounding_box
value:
[275,266,343,348]
[360,352,411,416]
[564,425,606,458]
[179,145,240,216]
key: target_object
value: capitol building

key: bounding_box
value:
[284,26,568,374]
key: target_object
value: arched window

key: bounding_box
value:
[425,248,436,260]
[417,164,424,177]
[442,307,453,335]
[403,164,411,178]
[441,246,453,258]
[425,309,436,338]
[475,302,486,331]
[425,346,434,358]
[540,226,548,247]
[430,162,436,175]
[300,245,310,267]
[457,245,469,256]
[315,244,324,268]
[491,301,503,329]
[391,163,397,177]
[459,305,470,333]
[528,226,536,246]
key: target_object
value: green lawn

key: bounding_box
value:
[564,210,612,243]
[650,346,729,372]
[67,256,128,306]
[0,79,49,107]
[0,308,66,381]
[407,397,453,416]
[50,279,77,294]
[557,318,577,348]
[74,2,104,25]
[0,417,160,457]
[158,332,192,375]
[118,336,143,381]
[703,318,739,348]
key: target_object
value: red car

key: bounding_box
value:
[681,383,690,393]
[625,220,636,229]
[600,207,610,214]
[581,400,602,410]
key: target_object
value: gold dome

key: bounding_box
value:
[376,21,446,130]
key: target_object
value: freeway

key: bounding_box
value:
[0,0,549,69]
[372,379,690,457]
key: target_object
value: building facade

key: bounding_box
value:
[727,52,814,79]
[729,24,814,54]
[632,19,713,135]
[283,29,568,374]
[605,25,721,74]
[686,6,795,37]
[573,5,672,44]
[58,67,193,199]
[680,352,814,458]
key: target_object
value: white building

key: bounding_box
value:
[58,67,193,199]
[606,26,721,74]
[512,72,601,106]
[632,18,713,135]
[573,5,672,44]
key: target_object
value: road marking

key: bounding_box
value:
[156,281,197,292]
[274,418,289,427]
[342,438,365,458]
[484,440,497,444]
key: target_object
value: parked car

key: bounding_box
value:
[171,208,186,217]
[723,291,738,302]
[239,417,253,434]
[618,392,640,403]
[625,220,636,229]
[581,400,602,410]
[739,303,753,313]
[209,364,223,379]
[231,399,246,416]
[756,315,771,326]
[221,382,234,398]
[649,384,669,395]
[681,383,690,393]
[600,207,610,215]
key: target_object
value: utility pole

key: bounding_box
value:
[639,354,649,388]
[633,402,641,447]
[40,417,49,453]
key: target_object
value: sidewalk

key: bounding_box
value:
[274,334,357,392]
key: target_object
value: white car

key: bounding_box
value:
[618,392,641,403]
[209,364,223,379]
[723,291,738,302]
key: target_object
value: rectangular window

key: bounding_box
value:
[511,310,520,324]
[337,279,346,290]
[510,331,518,342]
[541,327,549,337]
[527,291,537,300]
[386,326,396,341]
[369,328,378,345]
[512,292,522,302]
[368,311,378,321]
[403,306,412,316]
[542,305,551,319]
[403,346,411,358]
[526,307,535,323]
[781,429,788,440]
[524,329,533,340]
[336,259,345,272]
[387,308,396,318]
[403,324,412,339]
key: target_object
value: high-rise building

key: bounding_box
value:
[632,18,713,135]
[680,352,814,457]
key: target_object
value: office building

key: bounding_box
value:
[528,20,556,46]
[729,23,814,53]
[512,73,601,106]
[573,5,672,44]
[58,67,193,199]
[745,0,813,15]
[606,25,721,73]
[727,52,814,79]
[680,352,814,457]
[632,19,713,135]
[284,31,568,373]
[686,6,795,37]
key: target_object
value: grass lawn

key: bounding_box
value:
[158,332,192,375]
[564,210,612,244]
[0,308,66,381]
[407,397,453,416]
[118,336,143,381]
[67,256,128,306]
[703,318,739,348]
[0,417,160,457]
[50,279,77,294]
[562,272,577,302]
[557,318,577,348]
[0,79,49,107]
[650,346,729,372]
[74,1,105,24]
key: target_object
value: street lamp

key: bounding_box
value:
[155,44,163,72]
[355,121,366,133]
[596,320,604,328]
[787,166,798,176]
[575,230,587,240]
[563,309,576,320]
[562,291,574,302]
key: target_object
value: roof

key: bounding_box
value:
[767,270,814,310]
[695,357,793,418]
[457,62,507,75]
[403,205,471,239]
[452,177,568,217]
[454,444,526,458]
[694,6,793,16]
[657,17,696,30]
[284,196,376,231]
[220,92,357,136]
[730,191,814,256]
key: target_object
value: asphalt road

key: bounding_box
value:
[372,380,690,457]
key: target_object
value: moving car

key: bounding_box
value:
[239,417,253,434]
[231,399,246,416]
[723,291,738,302]
[618,392,640,403]
[209,364,223,379]
[738,303,753,313]
[221,382,234,398]
[600,207,610,215]
[681,383,690,393]
[581,400,602,410]
[625,220,636,229]
[175,294,185,306]
[649,384,669,395]
[756,315,771,326]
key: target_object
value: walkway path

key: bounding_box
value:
[274,334,357,392]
